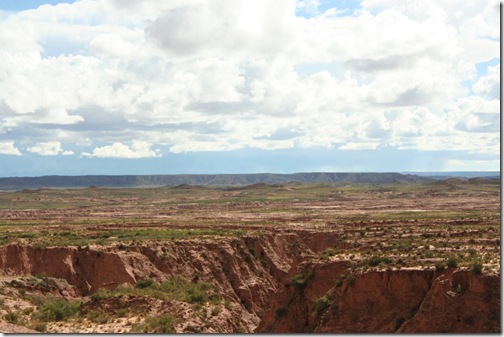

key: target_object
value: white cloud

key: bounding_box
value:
[144,0,298,57]
[27,141,73,156]
[0,0,499,166]
[473,64,500,99]
[84,141,161,158]
[0,141,22,156]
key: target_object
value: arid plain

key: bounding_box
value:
[0,177,499,333]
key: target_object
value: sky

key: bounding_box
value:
[0,0,500,177]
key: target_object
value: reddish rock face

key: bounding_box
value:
[0,235,499,333]
[257,263,500,333]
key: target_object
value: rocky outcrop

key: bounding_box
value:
[257,262,500,333]
[0,234,302,330]
[0,234,499,333]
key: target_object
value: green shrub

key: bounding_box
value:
[434,261,445,272]
[135,279,155,289]
[86,309,110,324]
[471,261,483,275]
[4,311,19,324]
[290,274,307,289]
[368,255,392,267]
[132,314,175,333]
[314,296,330,312]
[34,298,80,322]
[211,306,221,316]
[116,308,128,318]
[89,276,219,305]
[224,299,233,310]
[335,274,346,287]
[33,322,47,332]
[447,256,458,268]
[318,247,338,260]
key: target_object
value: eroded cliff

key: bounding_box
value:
[0,231,499,333]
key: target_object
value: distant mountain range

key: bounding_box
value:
[0,171,499,190]
[404,171,500,179]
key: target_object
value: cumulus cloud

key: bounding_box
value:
[83,141,161,158]
[27,141,73,156]
[0,0,499,167]
[145,0,297,57]
[473,64,500,99]
[0,141,22,156]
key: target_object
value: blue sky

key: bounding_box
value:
[0,0,500,177]
[0,0,75,11]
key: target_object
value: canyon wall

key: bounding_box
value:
[0,233,499,333]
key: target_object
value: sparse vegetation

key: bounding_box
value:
[32,298,80,322]
[368,255,392,267]
[0,179,498,333]
[447,256,458,268]
[314,296,330,312]
[131,314,176,333]
[471,261,483,275]
[91,276,219,305]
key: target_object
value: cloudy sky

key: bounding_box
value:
[0,0,500,177]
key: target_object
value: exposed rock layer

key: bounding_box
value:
[0,232,499,333]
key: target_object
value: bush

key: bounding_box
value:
[132,314,175,333]
[33,322,47,332]
[447,256,458,268]
[135,279,154,289]
[289,274,307,289]
[434,261,445,272]
[86,309,110,324]
[335,274,346,287]
[314,296,330,312]
[211,306,221,316]
[368,255,392,267]
[4,311,19,324]
[34,298,80,322]
[471,261,483,275]
[91,276,219,305]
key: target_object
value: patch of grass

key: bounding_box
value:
[211,306,221,316]
[318,247,338,260]
[368,255,392,267]
[131,314,175,333]
[33,298,80,322]
[86,309,110,324]
[135,279,155,289]
[91,276,219,305]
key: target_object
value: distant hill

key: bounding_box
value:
[0,172,434,190]
[405,171,500,180]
